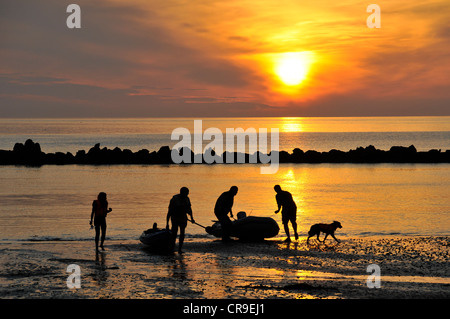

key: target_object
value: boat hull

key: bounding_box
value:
[139,229,174,253]
[206,216,279,241]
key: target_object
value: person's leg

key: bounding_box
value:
[178,225,186,253]
[100,222,107,250]
[219,216,232,241]
[95,226,100,251]
[283,222,291,242]
[291,221,298,240]
[171,222,179,246]
[291,210,298,240]
[282,213,291,242]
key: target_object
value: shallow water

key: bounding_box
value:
[0,163,449,242]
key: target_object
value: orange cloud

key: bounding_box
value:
[1,0,449,116]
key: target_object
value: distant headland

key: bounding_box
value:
[0,139,449,166]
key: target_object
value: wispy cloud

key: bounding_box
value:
[1,0,449,117]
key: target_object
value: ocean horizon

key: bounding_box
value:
[1,116,449,154]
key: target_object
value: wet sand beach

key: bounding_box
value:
[1,236,449,299]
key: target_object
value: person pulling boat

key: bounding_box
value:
[166,187,195,253]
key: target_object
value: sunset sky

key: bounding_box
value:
[1,0,449,117]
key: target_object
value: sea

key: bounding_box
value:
[0,117,449,242]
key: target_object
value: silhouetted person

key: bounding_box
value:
[274,185,298,242]
[214,186,238,241]
[166,187,195,253]
[90,192,112,251]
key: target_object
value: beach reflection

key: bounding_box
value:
[164,251,234,298]
[306,241,341,252]
[167,254,187,281]
[93,251,109,287]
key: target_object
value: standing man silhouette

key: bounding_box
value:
[214,186,238,242]
[166,187,195,253]
[274,185,298,242]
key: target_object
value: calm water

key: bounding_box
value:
[0,117,449,153]
[0,117,449,241]
[0,164,448,241]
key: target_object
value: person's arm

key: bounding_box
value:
[228,195,234,218]
[166,211,170,229]
[90,201,95,225]
[275,195,281,213]
[106,201,112,214]
[166,199,173,229]
[187,198,195,223]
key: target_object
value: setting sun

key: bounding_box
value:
[274,52,314,86]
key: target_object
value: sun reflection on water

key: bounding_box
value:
[280,117,304,133]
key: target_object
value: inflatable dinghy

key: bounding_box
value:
[206,214,279,241]
[139,225,174,253]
